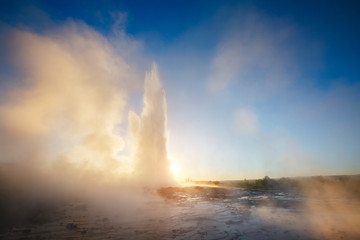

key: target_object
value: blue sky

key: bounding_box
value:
[1,0,360,180]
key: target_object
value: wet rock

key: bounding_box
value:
[135,229,148,234]
[22,228,31,234]
[66,223,78,230]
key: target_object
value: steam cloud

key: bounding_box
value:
[0,22,174,202]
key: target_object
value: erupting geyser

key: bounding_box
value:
[0,24,174,198]
[130,63,174,188]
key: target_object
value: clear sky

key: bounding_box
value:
[1,0,360,180]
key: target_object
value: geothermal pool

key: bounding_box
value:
[1,186,357,240]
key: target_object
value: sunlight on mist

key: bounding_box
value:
[170,162,180,180]
[0,22,175,196]
[0,7,359,240]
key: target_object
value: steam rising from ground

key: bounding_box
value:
[252,177,360,239]
[301,177,360,238]
[0,22,174,204]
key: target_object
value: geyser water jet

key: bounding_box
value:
[129,63,174,188]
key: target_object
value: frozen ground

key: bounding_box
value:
[1,186,358,240]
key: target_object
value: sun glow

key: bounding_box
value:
[170,162,180,181]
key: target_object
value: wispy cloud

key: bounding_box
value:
[232,108,259,135]
[207,12,298,96]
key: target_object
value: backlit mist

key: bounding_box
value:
[0,1,359,239]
